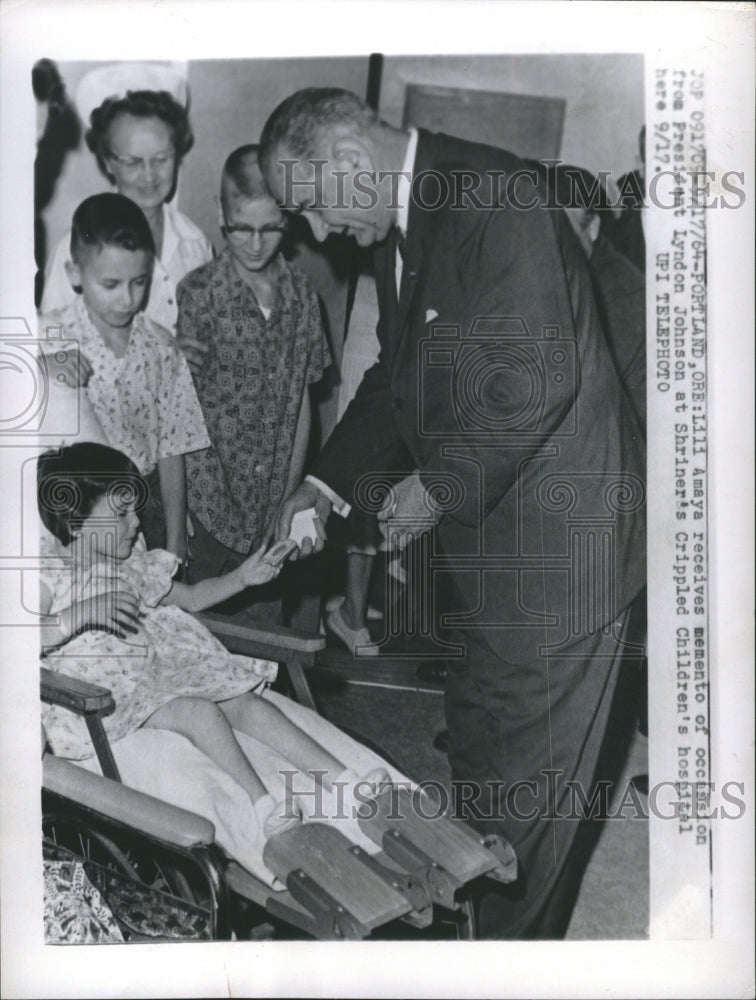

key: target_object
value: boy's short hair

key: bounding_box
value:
[70,192,155,264]
[38,442,146,546]
[220,144,274,211]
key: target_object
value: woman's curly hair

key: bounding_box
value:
[86,89,194,179]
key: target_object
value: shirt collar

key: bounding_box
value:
[73,292,146,345]
[396,128,419,237]
[161,202,179,263]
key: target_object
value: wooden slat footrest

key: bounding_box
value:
[358,785,516,887]
[262,823,411,933]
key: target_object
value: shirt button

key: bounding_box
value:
[417,454,427,466]
[167,299,174,305]
[255,464,264,473]
[393,397,403,410]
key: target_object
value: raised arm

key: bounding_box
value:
[157,453,188,563]
[161,543,282,613]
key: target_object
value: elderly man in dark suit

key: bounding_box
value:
[259,88,646,939]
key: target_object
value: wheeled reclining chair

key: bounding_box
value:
[42,614,516,941]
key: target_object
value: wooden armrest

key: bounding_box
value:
[43,754,216,849]
[41,666,115,716]
[196,613,325,657]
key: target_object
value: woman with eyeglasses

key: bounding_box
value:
[40,65,213,334]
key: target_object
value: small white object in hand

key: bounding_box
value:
[288,507,321,547]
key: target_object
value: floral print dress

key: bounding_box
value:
[41,533,277,760]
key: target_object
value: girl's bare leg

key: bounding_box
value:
[219,693,398,845]
[219,693,353,785]
[144,696,269,803]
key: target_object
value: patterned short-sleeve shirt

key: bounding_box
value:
[178,250,330,553]
[42,297,210,475]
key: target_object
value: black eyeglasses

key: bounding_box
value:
[105,147,175,174]
[223,221,288,244]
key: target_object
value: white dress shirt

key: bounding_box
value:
[306,129,419,517]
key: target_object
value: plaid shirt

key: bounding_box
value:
[179,250,330,552]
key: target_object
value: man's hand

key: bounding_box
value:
[377,472,441,551]
[176,334,209,379]
[43,346,92,388]
[275,481,330,557]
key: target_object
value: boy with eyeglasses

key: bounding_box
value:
[176,145,330,616]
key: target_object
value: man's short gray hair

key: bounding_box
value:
[259,88,378,175]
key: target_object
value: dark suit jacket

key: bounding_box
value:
[315,130,646,663]
[588,234,646,436]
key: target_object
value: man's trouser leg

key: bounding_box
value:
[445,609,631,939]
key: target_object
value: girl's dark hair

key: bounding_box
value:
[70,192,155,263]
[38,443,146,546]
[85,89,193,180]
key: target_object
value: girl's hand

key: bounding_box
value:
[237,543,283,588]
[71,589,142,638]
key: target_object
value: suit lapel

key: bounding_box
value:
[391,132,439,362]
[373,131,441,366]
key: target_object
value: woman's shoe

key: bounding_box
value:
[325,594,383,621]
[325,605,379,657]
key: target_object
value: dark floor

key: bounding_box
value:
[310,639,649,940]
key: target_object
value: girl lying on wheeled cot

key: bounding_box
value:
[38,442,395,885]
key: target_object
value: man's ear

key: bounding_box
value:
[332,134,374,172]
[64,258,82,293]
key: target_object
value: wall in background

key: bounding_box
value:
[37,54,643,441]
[39,53,643,268]
[380,53,644,181]
[181,57,369,248]
[39,57,368,260]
